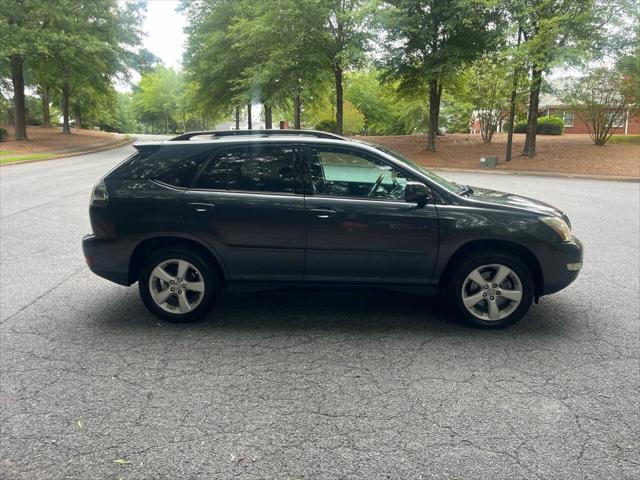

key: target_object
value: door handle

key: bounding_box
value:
[188,202,216,212]
[309,208,336,219]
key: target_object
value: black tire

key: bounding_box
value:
[138,248,220,323]
[447,251,534,329]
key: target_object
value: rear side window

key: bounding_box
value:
[111,146,212,188]
[194,145,300,194]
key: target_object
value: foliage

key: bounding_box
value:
[306,95,365,135]
[466,55,512,143]
[537,116,564,135]
[562,67,638,145]
[0,127,6,141]
[514,117,563,135]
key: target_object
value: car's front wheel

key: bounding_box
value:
[139,248,220,323]
[448,252,534,329]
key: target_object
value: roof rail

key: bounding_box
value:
[169,129,347,141]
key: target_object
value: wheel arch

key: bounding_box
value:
[128,235,226,286]
[438,239,543,296]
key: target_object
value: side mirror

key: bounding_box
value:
[404,181,430,207]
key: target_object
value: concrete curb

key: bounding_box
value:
[430,166,640,183]
[0,136,134,167]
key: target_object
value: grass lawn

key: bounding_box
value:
[608,134,640,145]
[0,151,56,164]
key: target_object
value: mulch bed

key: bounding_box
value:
[360,133,639,178]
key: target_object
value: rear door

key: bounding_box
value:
[302,144,439,285]
[182,143,307,282]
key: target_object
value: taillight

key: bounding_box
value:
[90,180,109,207]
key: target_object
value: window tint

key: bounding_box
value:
[195,145,299,194]
[112,146,211,188]
[194,157,227,190]
[307,147,410,200]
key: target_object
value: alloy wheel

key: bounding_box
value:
[461,263,523,321]
[148,259,205,314]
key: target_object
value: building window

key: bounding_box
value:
[563,111,574,128]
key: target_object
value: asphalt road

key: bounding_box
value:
[1,140,638,479]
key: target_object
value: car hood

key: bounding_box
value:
[467,187,567,219]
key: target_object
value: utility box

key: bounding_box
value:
[480,156,497,168]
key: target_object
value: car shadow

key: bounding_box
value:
[93,286,579,338]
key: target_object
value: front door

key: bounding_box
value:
[183,143,306,282]
[302,145,439,285]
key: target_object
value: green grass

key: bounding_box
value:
[608,134,640,145]
[0,152,56,164]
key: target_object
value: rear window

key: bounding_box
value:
[110,145,213,188]
[194,144,300,194]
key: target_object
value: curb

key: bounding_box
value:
[429,166,640,183]
[0,136,134,167]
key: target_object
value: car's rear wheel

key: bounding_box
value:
[139,248,220,323]
[448,252,534,329]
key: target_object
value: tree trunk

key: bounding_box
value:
[523,67,543,157]
[247,103,252,130]
[235,106,240,130]
[334,67,344,135]
[505,28,521,161]
[11,55,28,140]
[294,95,301,129]
[62,80,71,134]
[264,105,272,129]
[42,86,51,128]
[427,78,440,152]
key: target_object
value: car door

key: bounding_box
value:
[302,144,439,285]
[182,142,306,282]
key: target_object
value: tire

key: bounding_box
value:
[138,248,220,323]
[447,251,534,329]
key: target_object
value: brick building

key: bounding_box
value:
[538,93,640,135]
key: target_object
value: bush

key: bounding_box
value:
[512,116,564,135]
[315,119,337,133]
[0,127,7,142]
[514,120,527,133]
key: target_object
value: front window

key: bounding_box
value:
[365,143,461,194]
[307,146,410,200]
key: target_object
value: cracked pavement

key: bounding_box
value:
[1,141,638,479]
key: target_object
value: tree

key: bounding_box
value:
[133,67,183,133]
[381,0,503,151]
[0,0,51,139]
[562,67,639,145]
[467,56,512,143]
[46,0,144,134]
[509,0,602,156]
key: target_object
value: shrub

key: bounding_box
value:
[0,127,7,142]
[513,120,527,133]
[512,117,563,135]
[537,115,564,135]
[315,119,337,133]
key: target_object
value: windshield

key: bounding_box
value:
[364,143,463,194]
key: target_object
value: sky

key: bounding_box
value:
[143,0,187,70]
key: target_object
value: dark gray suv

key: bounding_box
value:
[82,130,583,328]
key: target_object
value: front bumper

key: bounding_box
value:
[82,234,134,286]
[537,235,584,295]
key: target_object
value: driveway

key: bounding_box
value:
[1,141,638,479]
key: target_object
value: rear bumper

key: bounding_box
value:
[537,236,584,295]
[82,234,134,286]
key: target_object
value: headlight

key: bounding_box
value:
[540,216,571,242]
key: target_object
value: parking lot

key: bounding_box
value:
[1,143,638,479]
